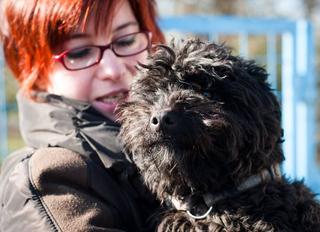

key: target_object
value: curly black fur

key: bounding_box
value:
[117,39,320,231]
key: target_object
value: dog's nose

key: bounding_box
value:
[150,110,178,132]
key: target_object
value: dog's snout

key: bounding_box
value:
[150,110,179,132]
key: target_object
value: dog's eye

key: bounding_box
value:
[203,92,211,98]
[178,80,201,91]
[191,83,202,91]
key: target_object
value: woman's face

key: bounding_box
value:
[48,0,148,120]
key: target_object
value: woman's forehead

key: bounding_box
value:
[78,0,137,35]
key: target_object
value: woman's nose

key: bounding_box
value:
[96,49,123,81]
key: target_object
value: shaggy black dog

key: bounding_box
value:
[117,39,320,231]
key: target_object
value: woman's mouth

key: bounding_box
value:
[92,90,128,119]
[96,91,128,104]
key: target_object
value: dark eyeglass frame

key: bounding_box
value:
[53,31,152,71]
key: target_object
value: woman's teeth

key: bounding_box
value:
[99,92,126,103]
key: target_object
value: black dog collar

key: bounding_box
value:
[166,163,282,220]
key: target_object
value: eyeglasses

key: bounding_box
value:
[53,31,152,71]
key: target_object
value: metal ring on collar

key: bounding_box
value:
[186,206,213,220]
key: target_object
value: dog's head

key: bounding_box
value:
[117,39,284,200]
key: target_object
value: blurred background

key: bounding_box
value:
[159,0,320,194]
[1,0,320,192]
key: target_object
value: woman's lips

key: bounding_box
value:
[92,89,128,118]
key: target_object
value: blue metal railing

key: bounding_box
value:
[159,15,319,193]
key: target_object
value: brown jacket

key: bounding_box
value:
[0,93,157,232]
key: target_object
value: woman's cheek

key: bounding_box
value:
[126,51,149,74]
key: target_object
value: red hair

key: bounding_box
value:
[0,0,165,97]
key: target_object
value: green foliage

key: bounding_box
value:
[4,65,24,157]
[4,67,19,104]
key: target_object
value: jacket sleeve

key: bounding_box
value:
[0,148,56,232]
[0,147,127,232]
[29,147,128,232]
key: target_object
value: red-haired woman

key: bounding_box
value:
[0,0,165,231]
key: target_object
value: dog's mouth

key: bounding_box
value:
[149,134,173,145]
[147,132,196,152]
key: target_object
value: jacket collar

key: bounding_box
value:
[17,91,130,170]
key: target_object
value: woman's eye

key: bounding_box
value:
[114,35,136,48]
[66,47,93,60]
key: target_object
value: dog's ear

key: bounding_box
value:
[227,57,284,165]
[138,44,176,75]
